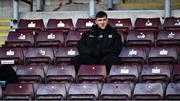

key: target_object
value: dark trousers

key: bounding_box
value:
[70,54,121,73]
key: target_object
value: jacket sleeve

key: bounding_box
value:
[77,31,91,55]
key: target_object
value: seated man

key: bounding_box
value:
[71,11,122,73]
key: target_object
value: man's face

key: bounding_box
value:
[95,16,108,29]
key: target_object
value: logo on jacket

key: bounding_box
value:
[108,35,113,38]
[89,35,94,37]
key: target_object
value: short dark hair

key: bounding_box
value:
[96,11,107,18]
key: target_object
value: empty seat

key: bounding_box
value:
[118,47,147,63]
[75,18,95,32]
[100,83,131,100]
[126,30,155,46]
[157,30,180,46]
[16,65,45,83]
[4,83,34,100]
[133,83,164,100]
[68,83,98,100]
[0,47,24,64]
[46,65,76,83]
[148,47,177,63]
[36,31,64,47]
[78,65,107,83]
[46,19,74,34]
[141,64,171,83]
[66,30,83,46]
[166,83,180,100]
[163,17,180,30]
[55,47,79,63]
[172,64,180,82]
[25,47,54,64]
[36,83,66,100]
[6,31,34,47]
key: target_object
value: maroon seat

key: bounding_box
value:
[6,31,34,47]
[75,18,95,32]
[163,17,180,30]
[118,47,147,63]
[0,47,24,64]
[46,65,76,83]
[55,47,79,63]
[25,47,54,64]
[126,30,155,46]
[133,83,164,100]
[46,19,74,34]
[166,83,180,100]
[4,83,34,100]
[148,47,177,63]
[157,30,180,46]
[16,65,45,83]
[36,31,64,47]
[172,64,180,82]
[100,83,131,100]
[141,64,171,82]
[68,83,98,100]
[78,65,107,83]
[17,19,45,34]
[66,30,83,46]
[36,83,66,100]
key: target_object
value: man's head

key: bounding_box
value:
[95,11,108,29]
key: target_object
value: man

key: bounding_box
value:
[71,11,122,73]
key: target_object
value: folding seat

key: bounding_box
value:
[5,31,34,47]
[46,19,74,34]
[66,30,83,46]
[25,47,54,64]
[68,83,99,100]
[118,47,147,63]
[16,19,45,34]
[36,30,65,47]
[141,64,171,83]
[46,65,76,83]
[100,83,131,100]
[163,17,180,30]
[166,83,180,100]
[172,64,180,82]
[4,83,34,100]
[0,47,24,64]
[55,47,79,63]
[157,30,180,46]
[75,18,95,32]
[16,65,45,83]
[36,83,66,100]
[133,83,164,100]
[126,30,155,46]
[148,46,177,63]
[77,65,107,83]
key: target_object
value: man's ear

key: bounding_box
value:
[95,20,98,24]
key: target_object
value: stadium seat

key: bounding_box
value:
[0,47,24,64]
[4,83,34,100]
[25,47,54,64]
[46,65,76,83]
[16,65,45,83]
[157,30,180,46]
[78,65,107,83]
[0,87,2,99]
[118,47,147,63]
[36,31,65,47]
[126,30,155,46]
[68,83,98,100]
[6,31,34,47]
[133,83,164,100]
[36,83,66,100]
[75,18,95,32]
[163,17,180,30]
[172,64,180,82]
[55,47,79,63]
[166,83,180,100]
[141,64,171,83]
[148,46,177,63]
[100,83,131,100]
[66,30,83,46]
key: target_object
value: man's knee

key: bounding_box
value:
[100,54,120,64]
